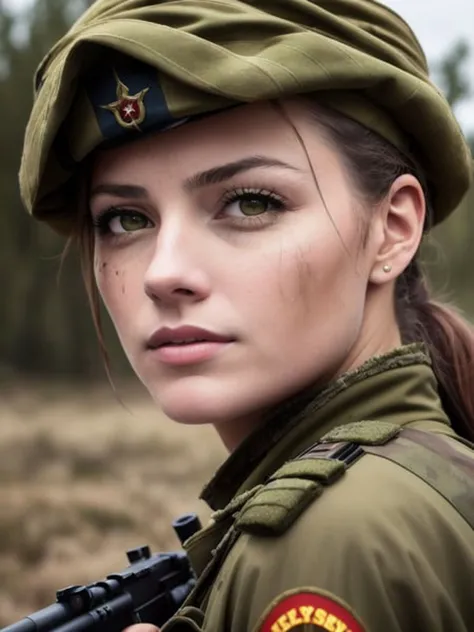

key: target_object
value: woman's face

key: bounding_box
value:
[90,100,392,445]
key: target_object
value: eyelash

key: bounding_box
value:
[91,186,288,236]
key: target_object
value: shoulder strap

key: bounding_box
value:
[364,427,474,529]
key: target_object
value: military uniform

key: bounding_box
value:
[161,345,474,631]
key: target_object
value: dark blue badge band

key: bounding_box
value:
[85,53,177,141]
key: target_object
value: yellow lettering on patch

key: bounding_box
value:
[287,609,303,626]
[335,619,349,632]
[324,614,339,631]
[312,608,327,626]
[276,614,291,632]
[270,623,281,632]
[299,606,315,623]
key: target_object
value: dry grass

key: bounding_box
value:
[0,381,225,626]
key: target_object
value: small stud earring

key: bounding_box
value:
[383,264,392,273]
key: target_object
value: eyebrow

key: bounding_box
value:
[183,156,300,191]
[90,183,148,200]
[90,156,299,200]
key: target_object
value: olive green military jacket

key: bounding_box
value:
[163,346,474,632]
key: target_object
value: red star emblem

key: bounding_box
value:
[101,71,150,129]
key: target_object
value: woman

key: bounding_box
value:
[20,0,474,630]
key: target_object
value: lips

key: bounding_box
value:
[146,325,235,349]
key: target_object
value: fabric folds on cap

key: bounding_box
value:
[20,0,473,234]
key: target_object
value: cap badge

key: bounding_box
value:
[101,71,150,129]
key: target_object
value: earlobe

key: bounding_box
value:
[369,174,425,285]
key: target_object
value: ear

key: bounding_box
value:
[369,174,425,285]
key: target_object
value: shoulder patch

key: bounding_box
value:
[235,447,351,536]
[254,588,366,632]
[235,453,348,536]
[235,477,323,536]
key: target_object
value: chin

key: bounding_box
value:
[146,376,264,427]
[160,399,221,426]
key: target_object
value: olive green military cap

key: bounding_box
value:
[20,0,473,234]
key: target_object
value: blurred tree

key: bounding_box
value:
[438,40,471,106]
[427,40,474,316]
[0,0,128,381]
[435,39,474,151]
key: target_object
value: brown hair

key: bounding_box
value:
[308,104,474,442]
[74,102,474,442]
[71,166,113,381]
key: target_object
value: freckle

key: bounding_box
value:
[115,270,119,276]
[102,262,108,270]
[121,284,125,294]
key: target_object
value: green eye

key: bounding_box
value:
[92,209,153,237]
[119,213,149,231]
[104,211,151,234]
[221,189,285,221]
[238,196,271,216]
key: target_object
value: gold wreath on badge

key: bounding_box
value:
[101,71,150,129]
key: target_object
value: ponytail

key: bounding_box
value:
[396,260,474,442]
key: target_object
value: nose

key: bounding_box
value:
[143,220,211,306]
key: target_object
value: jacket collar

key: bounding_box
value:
[201,344,450,510]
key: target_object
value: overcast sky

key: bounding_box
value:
[5,0,474,132]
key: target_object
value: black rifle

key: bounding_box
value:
[2,514,202,632]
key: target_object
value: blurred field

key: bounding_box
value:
[0,381,225,626]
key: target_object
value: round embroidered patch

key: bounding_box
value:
[256,589,365,632]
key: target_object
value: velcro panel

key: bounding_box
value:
[235,478,323,536]
[211,485,264,523]
[321,420,400,445]
[270,457,345,484]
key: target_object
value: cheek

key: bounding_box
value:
[264,231,366,328]
[297,244,364,314]
[94,257,132,330]
[269,238,368,379]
